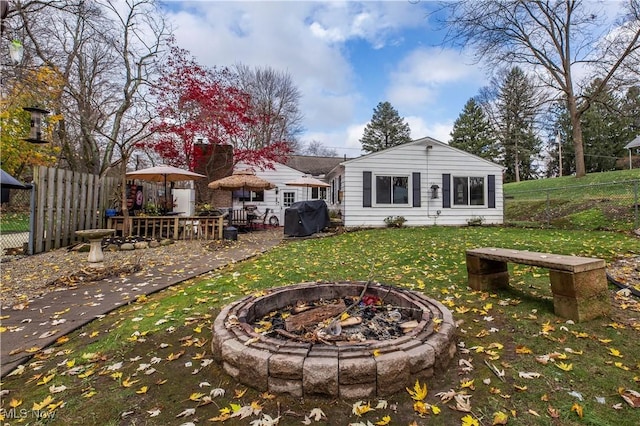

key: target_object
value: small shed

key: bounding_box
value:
[623,135,640,169]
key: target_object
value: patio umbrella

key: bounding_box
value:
[1,168,28,189]
[285,175,330,200]
[208,169,276,207]
[126,165,206,210]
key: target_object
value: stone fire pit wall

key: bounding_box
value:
[211,281,457,399]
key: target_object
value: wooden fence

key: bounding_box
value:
[32,166,117,254]
[106,215,225,240]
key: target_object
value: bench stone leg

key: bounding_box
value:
[466,254,509,291]
[549,268,609,322]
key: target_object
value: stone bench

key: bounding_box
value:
[465,247,609,322]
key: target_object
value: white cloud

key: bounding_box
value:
[387,47,484,111]
[406,116,454,144]
[164,1,463,155]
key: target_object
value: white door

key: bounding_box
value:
[281,191,296,225]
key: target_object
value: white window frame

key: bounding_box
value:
[452,176,485,207]
[374,174,410,206]
[282,191,296,207]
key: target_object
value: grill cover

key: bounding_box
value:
[284,200,330,237]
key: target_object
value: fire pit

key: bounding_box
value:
[211,281,457,398]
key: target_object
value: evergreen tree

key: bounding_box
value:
[546,101,574,177]
[580,79,628,172]
[449,98,498,160]
[360,101,412,153]
[494,67,543,182]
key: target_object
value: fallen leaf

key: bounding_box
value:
[406,379,428,401]
[309,407,325,421]
[571,402,583,418]
[492,411,508,425]
[461,414,479,426]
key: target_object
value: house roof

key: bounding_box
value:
[284,155,348,176]
[624,135,640,149]
[342,137,504,170]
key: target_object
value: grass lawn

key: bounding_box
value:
[0,212,30,233]
[1,227,639,425]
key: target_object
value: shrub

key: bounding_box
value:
[384,215,406,228]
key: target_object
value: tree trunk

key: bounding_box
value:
[567,95,586,177]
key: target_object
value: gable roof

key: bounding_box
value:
[624,135,640,149]
[285,155,348,176]
[343,137,504,170]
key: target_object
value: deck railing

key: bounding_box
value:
[106,215,226,240]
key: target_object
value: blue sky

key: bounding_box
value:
[162,1,490,156]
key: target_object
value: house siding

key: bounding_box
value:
[235,162,328,225]
[340,138,504,227]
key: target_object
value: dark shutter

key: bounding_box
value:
[488,174,496,208]
[363,171,372,207]
[442,174,451,208]
[412,172,421,207]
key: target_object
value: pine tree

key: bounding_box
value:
[449,98,498,160]
[580,79,628,172]
[360,101,412,153]
[494,67,543,182]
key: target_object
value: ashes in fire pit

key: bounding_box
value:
[254,292,418,344]
[211,281,457,399]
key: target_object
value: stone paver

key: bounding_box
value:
[0,229,283,377]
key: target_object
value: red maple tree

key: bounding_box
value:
[141,43,291,171]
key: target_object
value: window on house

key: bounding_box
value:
[311,187,327,200]
[453,176,485,206]
[375,175,409,205]
[233,189,265,202]
[283,191,295,207]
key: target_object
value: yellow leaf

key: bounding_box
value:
[234,388,247,398]
[375,415,391,425]
[136,386,148,394]
[82,390,97,398]
[541,321,555,334]
[608,347,623,358]
[340,312,351,321]
[413,401,429,416]
[614,362,630,371]
[56,336,69,344]
[514,384,528,391]
[460,379,475,390]
[431,405,441,415]
[556,362,573,371]
[32,395,54,411]
[515,345,532,354]
[352,400,374,417]
[406,379,428,401]
[37,373,55,385]
[372,349,381,357]
[111,371,123,380]
[492,411,508,425]
[66,359,75,368]
[89,331,99,338]
[461,414,480,426]
[189,392,205,401]
[166,350,185,361]
[78,368,95,379]
[571,402,583,418]
[9,398,22,408]
[122,376,139,388]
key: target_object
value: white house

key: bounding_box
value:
[325,137,505,227]
[233,156,343,226]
